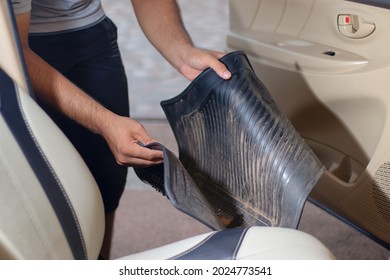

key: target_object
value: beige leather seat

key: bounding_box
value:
[0,0,334,260]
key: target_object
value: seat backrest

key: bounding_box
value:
[0,0,28,93]
[0,0,105,260]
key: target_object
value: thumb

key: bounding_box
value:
[209,53,231,80]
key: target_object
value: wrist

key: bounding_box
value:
[94,109,119,138]
[168,43,194,72]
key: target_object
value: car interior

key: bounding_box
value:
[227,0,390,250]
[1,0,389,260]
[0,0,335,260]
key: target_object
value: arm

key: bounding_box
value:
[131,0,231,81]
[14,12,163,167]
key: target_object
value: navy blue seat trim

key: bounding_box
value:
[0,69,87,260]
[170,227,249,260]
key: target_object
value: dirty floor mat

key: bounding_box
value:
[134,51,324,230]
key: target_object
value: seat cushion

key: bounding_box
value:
[119,226,335,260]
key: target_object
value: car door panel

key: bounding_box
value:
[227,0,390,248]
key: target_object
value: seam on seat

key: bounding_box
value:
[13,84,87,259]
[169,232,217,260]
[169,228,250,260]
[232,227,250,259]
[0,148,57,259]
[0,69,87,259]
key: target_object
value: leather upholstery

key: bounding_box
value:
[119,227,334,260]
[0,69,105,259]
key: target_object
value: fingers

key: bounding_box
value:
[211,57,231,80]
[102,116,164,167]
[181,49,231,81]
[205,50,231,80]
[115,142,164,167]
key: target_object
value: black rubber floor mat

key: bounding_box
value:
[135,51,324,229]
[134,143,224,230]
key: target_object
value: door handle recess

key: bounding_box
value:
[338,14,376,39]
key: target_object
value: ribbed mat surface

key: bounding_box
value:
[137,51,324,229]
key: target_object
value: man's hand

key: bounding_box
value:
[100,115,164,167]
[176,47,231,81]
[131,0,231,81]
[15,9,163,169]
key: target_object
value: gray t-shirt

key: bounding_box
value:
[12,0,105,34]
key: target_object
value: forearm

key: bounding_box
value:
[23,48,115,136]
[15,12,115,136]
[131,0,193,71]
[23,46,163,166]
[13,12,163,166]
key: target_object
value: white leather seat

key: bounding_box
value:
[0,0,334,260]
[120,227,335,260]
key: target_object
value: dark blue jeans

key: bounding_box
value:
[29,17,129,213]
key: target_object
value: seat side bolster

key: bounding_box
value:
[118,232,214,260]
[119,227,335,260]
[235,227,335,260]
